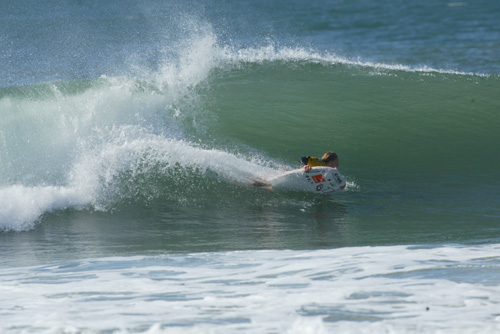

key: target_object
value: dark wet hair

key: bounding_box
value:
[321,152,338,163]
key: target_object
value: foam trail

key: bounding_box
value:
[70,126,278,199]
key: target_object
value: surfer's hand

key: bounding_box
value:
[304,165,311,172]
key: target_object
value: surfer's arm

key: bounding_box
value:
[299,156,310,165]
[300,156,312,172]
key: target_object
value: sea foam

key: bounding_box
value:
[1,245,499,333]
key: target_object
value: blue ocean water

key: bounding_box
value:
[1,0,500,332]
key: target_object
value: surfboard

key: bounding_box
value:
[268,167,346,194]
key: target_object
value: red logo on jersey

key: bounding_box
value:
[311,174,325,183]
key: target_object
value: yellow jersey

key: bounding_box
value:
[299,156,327,167]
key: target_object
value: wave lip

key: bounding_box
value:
[217,43,489,76]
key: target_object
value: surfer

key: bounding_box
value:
[300,152,339,172]
[252,151,339,189]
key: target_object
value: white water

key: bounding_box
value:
[0,123,277,231]
[2,244,499,333]
[0,31,284,231]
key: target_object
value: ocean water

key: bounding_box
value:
[1,0,499,332]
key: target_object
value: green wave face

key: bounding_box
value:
[208,62,499,178]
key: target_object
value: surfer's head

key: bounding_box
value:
[322,152,338,168]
